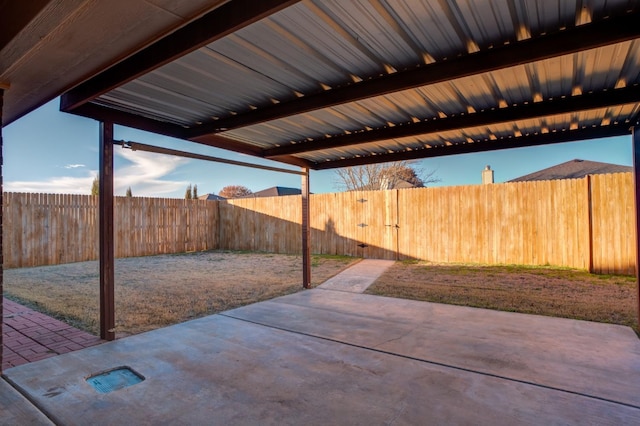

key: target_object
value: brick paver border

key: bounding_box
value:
[2,298,104,370]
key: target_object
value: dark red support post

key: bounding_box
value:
[633,126,640,330]
[0,87,5,371]
[99,122,115,340]
[301,168,311,288]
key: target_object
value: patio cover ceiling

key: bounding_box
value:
[3,0,640,170]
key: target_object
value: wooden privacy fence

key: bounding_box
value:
[2,172,636,274]
[3,193,218,268]
[220,173,636,275]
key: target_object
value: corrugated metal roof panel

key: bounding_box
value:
[210,42,640,151]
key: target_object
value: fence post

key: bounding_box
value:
[394,189,400,260]
[586,175,594,273]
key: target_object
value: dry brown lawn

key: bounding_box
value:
[4,251,356,336]
[7,253,637,337]
[366,261,638,331]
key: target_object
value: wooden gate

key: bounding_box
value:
[352,190,399,260]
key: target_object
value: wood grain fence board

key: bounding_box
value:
[590,173,636,275]
[623,173,636,274]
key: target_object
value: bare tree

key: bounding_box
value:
[333,161,439,191]
[185,184,193,199]
[193,184,198,199]
[219,185,252,198]
[125,187,133,197]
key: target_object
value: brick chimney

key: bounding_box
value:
[482,165,494,184]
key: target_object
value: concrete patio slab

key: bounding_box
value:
[4,287,639,425]
[225,290,640,409]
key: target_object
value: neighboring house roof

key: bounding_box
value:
[509,159,632,182]
[387,179,419,190]
[198,193,226,201]
[242,186,302,198]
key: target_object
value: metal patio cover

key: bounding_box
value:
[4,0,640,169]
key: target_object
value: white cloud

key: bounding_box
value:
[5,175,96,194]
[5,149,190,197]
[64,164,86,169]
[114,149,189,196]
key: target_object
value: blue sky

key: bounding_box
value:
[3,99,633,198]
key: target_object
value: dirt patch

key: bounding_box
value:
[366,262,638,330]
[4,251,356,336]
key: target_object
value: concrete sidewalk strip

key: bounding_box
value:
[317,259,394,293]
[0,378,54,425]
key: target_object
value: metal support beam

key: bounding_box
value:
[116,140,305,175]
[0,88,5,371]
[99,122,115,341]
[301,168,311,289]
[313,124,632,170]
[633,126,640,330]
